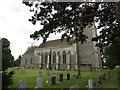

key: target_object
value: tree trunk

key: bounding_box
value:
[76,42,81,79]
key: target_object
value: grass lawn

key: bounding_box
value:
[8,69,118,89]
[95,69,119,88]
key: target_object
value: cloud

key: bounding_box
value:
[0,0,62,59]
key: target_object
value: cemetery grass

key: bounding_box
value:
[95,69,119,88]
[8,69,113,88]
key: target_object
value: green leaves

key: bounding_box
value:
[2,38,14,89]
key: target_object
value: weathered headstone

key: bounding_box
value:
[67,73,70,80]
[39,71,43,77]
[70,85,79,90]
[21,69,26,74]
[59,74,63,82]
[51,76,56,85]
[88,79,93,88]
[18,80,26,88]
[36,78,43,88]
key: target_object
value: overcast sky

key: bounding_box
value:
[0,0,61,59]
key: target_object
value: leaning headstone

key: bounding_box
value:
[59,74,63,82]
[67,73,70,80]
[36,78,43,88]
[88,79,93,88]
[51,76,56,85]
[18,80,26,88]
[70,85,79,90]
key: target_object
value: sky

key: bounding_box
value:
[0,0,61,59]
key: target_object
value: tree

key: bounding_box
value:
[23,1,120,77]
[27,45,38,50]
[2,38,14,89]
[105,43,120,69]
[14,55,22,67]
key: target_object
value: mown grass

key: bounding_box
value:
[8,69,118,89]
[95,69,119,88]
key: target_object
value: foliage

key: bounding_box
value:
[2,38,14,89]
[14,55,21,67]
[104,43,120,69]
[23,1,120,78]
[23,2,120,45]
[27,45,38,50]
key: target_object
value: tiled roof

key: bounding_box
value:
[39,38,74,48]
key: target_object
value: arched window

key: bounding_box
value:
[45,53,48,63]
[63,51,66,64]
[30,58,32,64]
[38,53,41,63]
[25,59,27,64]
[53,52,56,63]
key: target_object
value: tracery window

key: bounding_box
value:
[63,51,66,64]
[45,52,48,63]
[53,52,56,63]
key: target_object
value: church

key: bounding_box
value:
[20,24,102,71]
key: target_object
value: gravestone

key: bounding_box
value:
[39,71,43,77]
[103,73,107,80]
[21,69,26,74]
[67,73,70,80]
[36,78,43,88]
[98,76,102,84]
[88,79,93,88]
[47,70,51,76]
[51,76,56,85]
[18,80,26,88]
[93,76,99,87]
[70,85,79,90]
[59,74,63,82]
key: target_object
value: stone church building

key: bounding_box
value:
[20,24,102,71]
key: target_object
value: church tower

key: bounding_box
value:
[78,23,102,70]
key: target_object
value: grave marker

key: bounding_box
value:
[51,76,56,85]
[93,76,99,87]
[36,78,43,88]
[59,74,63,82]
[88,79,93,89]
[98,76,102,84]
[21,69,26,75]
[39,71,43,77]
[18,80,26,88]
[67,73,70,80]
